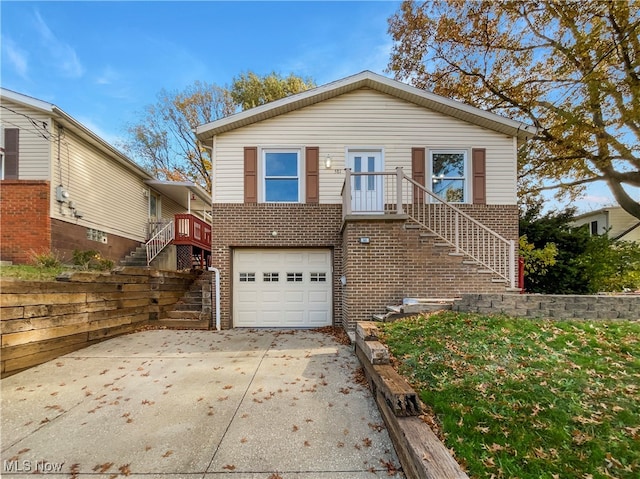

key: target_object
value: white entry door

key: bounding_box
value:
[233,249,332,328]
[348,151,384,212]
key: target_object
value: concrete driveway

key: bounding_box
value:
[1,329,403,478]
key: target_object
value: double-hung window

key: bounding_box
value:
[263,149,300,202]
[430,150,467,203]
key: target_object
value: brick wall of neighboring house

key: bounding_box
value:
[342,205,520,329]
[51,219,140,264]
[210,203,343,329]
[0,180,51,264]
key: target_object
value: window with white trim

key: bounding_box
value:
[263,149,301,202]
[430,150,468,203]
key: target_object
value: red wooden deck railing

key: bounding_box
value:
[173,214,212,251]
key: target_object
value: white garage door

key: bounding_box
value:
[233,249,332,328]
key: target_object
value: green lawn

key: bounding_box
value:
[378,311,640,479]
[0,264,67,281]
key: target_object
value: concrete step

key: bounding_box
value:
[166,310,202,320]
[155,319,210,330]
[386,305,402,313]
[172,304,202,312]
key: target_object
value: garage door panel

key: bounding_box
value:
[233,249,332,328]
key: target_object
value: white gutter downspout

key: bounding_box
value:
[201,137,218,330]
[209,267,220,331]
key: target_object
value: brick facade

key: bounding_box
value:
[210,203,343,329]
[341,205,519,329]
[51,219,140,264]
[0,180,51,264]
[211,203,519,330]
[0,180,140,265]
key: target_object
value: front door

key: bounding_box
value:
[348,150,383,212]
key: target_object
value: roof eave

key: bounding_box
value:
[195,71,538,141]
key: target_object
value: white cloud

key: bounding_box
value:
[2,36,29,79]
[96,66,118,85]
[33,10,84,78]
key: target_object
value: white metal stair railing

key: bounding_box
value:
[398,169,515,288]
[146,221,175,266]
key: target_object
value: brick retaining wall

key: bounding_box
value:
[454,293,640,320]
[0,268,195,376]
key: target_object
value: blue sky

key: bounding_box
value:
[1,0,627,212]
[2,1,398,141]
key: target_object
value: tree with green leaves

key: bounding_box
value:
[388,0,640,220]
[230,71,316,110]
[121,72,315,190]
[520,202,640,293]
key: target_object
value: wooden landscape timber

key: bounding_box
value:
[0,268,196,376]
[355,321,469,479]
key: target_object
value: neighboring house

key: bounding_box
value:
[196,71,537,330]
[573,206,640,242]
[0,88,211,269]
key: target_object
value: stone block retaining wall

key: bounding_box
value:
[454,293,639,320]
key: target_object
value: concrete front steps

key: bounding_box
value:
[120,245,148,267]
[373,298,455,322]
[157,271,212,330]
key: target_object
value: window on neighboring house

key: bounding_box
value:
[263,149,300,202]
[430,150,467,203]
[2,128,19,180]
[590,221,598,235]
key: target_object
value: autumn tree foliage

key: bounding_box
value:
[122,72,315,190]
[388,0,640,219]
[230,71,315,110]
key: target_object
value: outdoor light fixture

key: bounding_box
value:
[271,231,278,237]
[324,154,332,169]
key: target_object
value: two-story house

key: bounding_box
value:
[196,71,536,330]
[0,88,211,270]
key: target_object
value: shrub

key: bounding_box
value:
[72,250,114,271]
[29,249,61,268]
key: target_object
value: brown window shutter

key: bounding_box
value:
[244,147,258,203]
[411,147,425,203]
[472,148,486,205]
[4,128,19,179]
[305,147,319,204]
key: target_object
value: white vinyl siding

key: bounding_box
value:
[212,88,517,205]
[49,126,148,241]
[0,99,51,179]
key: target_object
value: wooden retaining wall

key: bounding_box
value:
[0,268,195,377]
